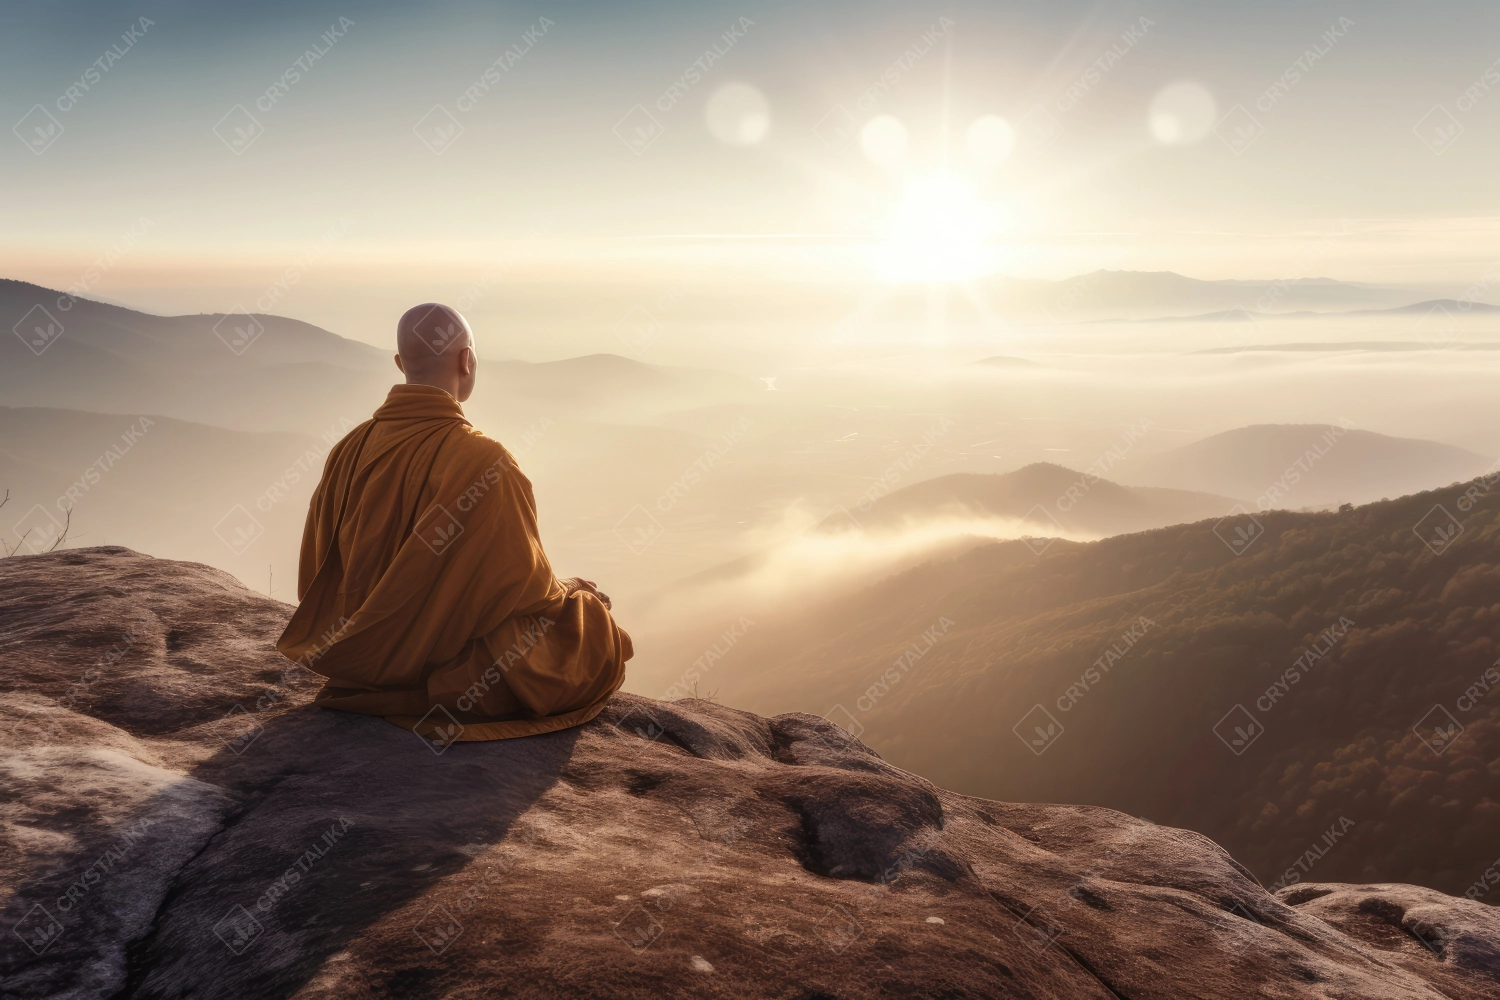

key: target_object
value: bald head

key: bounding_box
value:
[394,303,477,401]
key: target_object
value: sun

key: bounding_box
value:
[878,173,1000,283]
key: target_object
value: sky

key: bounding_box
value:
[6,0,1500,353]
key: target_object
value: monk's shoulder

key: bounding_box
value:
[321,419,375,474]
[332,419,375,453]
[441,425,531,482]
[451,425,526,477]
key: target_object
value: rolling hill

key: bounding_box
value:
[1114,424,1489,509]
[1,281,759,434]
[1,279,391,434]
[684,480,1500,899]
[846,462,1245,538]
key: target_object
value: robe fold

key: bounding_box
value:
[276,383,631,740]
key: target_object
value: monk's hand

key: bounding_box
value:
[564,577,612,610]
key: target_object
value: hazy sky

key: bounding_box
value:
[6,0,1500,349]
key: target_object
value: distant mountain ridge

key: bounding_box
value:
[1112,424,1489,508]
[0,280,756,433]
[1,278,388,370]
[846,462,1245,538]
[694,480,1500,899]
[1,279,392,433]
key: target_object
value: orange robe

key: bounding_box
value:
[277,383,631,741]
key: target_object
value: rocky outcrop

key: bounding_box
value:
[2,548,1497,999]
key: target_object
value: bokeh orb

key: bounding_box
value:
[705,83,770,145]
[966,115,1015,167]
[860,115,908,167]
[1148,81,1217,145]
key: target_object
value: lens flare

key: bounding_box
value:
[705,82,770,145]
[1149,81,1217,145]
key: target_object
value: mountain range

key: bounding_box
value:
[0,280,759,435]
[839,462,1243,538]
[676,480,1500,899]
[1111,424,1490,509]
[5,278,1499,909]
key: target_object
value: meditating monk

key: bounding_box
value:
[277,303,631,745]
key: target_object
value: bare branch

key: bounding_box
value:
[4,527,34,558]
[47,508,71,552]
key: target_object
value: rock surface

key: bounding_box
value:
[2,548,1497,999]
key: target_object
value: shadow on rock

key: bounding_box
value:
[123,706,581,999]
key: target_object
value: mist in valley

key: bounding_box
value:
[7,3,1500,948]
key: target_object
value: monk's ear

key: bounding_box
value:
[394,353,405,374]
[461,346,476,374]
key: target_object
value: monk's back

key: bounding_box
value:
[301,385,519,617]
[277,381,631,744]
